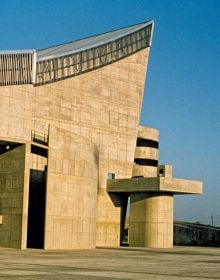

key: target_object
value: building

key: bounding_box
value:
[0,21,202,250]
[174,221,220,247]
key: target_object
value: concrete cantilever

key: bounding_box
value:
[107,177,203,195]
[107,175,202,249]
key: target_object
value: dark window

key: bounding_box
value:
[136,138,159,149]
[134,158,158,167]
[159,169,164,176]
[31,145,48,158]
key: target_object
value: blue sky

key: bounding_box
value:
[0,0,219,226]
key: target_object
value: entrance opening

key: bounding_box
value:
[120,195,129,246]
[0,140,22,155]
[27,169,46,249]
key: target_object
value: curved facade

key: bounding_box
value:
[133,126,159,178]
[0,20,202,250]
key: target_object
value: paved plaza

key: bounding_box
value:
[0,246,219,279]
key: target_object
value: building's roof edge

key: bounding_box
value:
[0,50,36,54]
[36,20,154,61]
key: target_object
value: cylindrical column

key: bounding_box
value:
[129,193,173,248]
[133,126,159,178]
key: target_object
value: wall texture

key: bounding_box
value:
[129,193,173,248]
[31,48,150,247]
[44,126,98,249]
[0,47,151,249]
[0,145,26,248]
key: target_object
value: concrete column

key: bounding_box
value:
[129,193,173,248]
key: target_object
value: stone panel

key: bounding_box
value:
[0,145,27,248]
[44,126,98,249]
[0,85,32,141]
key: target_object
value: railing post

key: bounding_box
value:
[32,51,37,84]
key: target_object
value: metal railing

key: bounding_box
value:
[0,51,35,86]
[35,24,152,85]
[31,130,48,146]
[0,23,153,86]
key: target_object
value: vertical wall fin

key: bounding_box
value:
[0,51,35,86]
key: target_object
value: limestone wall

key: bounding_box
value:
[0,48,150,248]
[31,48,150,247]
[0,85,32,142]
[44,126,98,249]
[0,145,26,248]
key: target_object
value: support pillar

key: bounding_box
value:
[107,125,202,249]
[129,193,173,248]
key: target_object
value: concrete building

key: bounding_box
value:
[174,221,220,247]
[0,21,202,250]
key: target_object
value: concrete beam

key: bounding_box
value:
[107,176,203,195]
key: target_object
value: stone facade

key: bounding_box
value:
[0,21,202,249]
